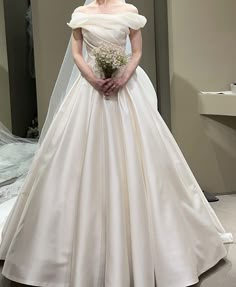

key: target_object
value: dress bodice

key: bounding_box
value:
[67,11,147,61]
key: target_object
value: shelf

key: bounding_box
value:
[198,91,236,117]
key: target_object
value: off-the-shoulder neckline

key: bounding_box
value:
[74,11,144,17]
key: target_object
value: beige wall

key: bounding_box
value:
[0,0,11,130]
[31,0,81,130]
[168,0,236,194]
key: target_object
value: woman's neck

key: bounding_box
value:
[95,0,118,6]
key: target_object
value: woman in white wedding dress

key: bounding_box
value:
[0,0,233,286]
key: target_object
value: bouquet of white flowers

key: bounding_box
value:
[92,43,129,79]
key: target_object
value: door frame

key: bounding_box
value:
[154,0,171,129]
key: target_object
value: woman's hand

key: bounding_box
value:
[103,76,128,97]
[72,29,110,95]
[101,26,143,98]
[89,77,110,94]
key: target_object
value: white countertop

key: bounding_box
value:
[198,91,236,116]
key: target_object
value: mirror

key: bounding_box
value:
[0,0,38,138]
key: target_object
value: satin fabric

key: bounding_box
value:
[0,11,233,287]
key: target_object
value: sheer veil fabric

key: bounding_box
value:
[0,0,109,234]
[0,0,131,208]
[0,0,234,287]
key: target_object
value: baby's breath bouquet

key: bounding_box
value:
[92,43,129,79]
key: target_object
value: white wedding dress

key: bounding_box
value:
[0,10,233,287]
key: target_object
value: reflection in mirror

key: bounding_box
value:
[0,0,38,210]
[1,0,38,138]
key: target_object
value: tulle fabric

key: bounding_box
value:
[0,11,233,287]
[0,123,38,231]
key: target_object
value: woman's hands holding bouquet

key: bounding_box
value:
[91,43,129,98]
[89,77,110,93]
[102,76,128,96]
[90,75,128,97]
[72,28,142,99]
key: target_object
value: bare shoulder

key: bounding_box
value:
[73,4,94,14]
[73,2,100,14]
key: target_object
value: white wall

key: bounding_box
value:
[168,0,236,194]
[0,0,11,130]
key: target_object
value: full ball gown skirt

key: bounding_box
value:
[0,11,233,287]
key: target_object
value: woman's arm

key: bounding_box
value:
[103,27,143,96]
[71,28,109,92]
[122,28,143,82]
